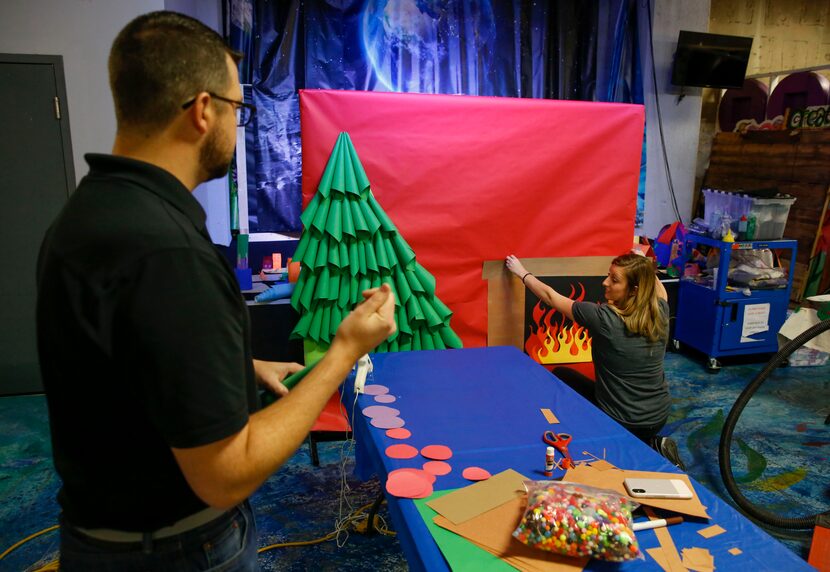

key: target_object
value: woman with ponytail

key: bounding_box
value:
[506,252,684,468]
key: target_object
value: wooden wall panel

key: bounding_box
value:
[702,130,830,301]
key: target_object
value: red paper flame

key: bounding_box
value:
[524,282,593,364]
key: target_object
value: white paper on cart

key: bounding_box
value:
[741,303,770,342]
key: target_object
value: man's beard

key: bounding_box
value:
[199,126,234,182]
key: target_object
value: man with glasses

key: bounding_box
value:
[36,11,396,571]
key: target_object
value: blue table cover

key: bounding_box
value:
[342,346,810,572]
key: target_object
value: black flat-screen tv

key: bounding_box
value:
[671,30,753,89]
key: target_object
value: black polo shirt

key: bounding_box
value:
[36,154,258,531]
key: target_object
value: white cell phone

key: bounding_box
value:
[623,478,693,499]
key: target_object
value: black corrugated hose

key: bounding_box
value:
[719,317,830,529]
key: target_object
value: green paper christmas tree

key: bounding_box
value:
[290,132,463,361]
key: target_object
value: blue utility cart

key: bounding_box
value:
[673,235,797,371]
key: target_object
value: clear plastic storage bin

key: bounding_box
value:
[701,189,795,240]
[749,196,797,240]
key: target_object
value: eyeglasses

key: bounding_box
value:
[181,92,256,127]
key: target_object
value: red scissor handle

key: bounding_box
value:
[542,431,574,469]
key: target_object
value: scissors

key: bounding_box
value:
[543,431,574,469]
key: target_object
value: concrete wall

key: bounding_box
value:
[695,0,830,199]
[638,0,710,237]
[0,1,221,186]
[0,1,164,184]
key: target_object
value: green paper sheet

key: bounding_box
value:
[361,200,382,235]
[293,231,310,263]
[291,311,311,339]
[412,328,422,351]
[348,241,360,275]
[420,299,444,328]
[413,490,514,572]
[374,232,390,269]
[320,305,331,343]
[364,242,379,272]
[300,194,319,228]
[326,199,343,241]
[302,234,319,268]
[406,294,424,322]
[338,273,351,307]
[392,233,416,268]
[357,241,368,274]
[350,200,369,234]
[368,194,397,233]
[291,131,463,355]
[394,267,412,304]
[349,275,361,305]
[308,307,324,341]
[433,297,453,321]
[303,339,328,366]
[396,305,412,336]
[311,195,331,234]
[441,327,464,349]
[414,264,436,296]
[341,198,356,237]
[313,267,330,300]
[314,236,329,269]
[299,273,317,310]
[338,241,349,269]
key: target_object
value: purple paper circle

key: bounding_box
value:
[363,384,390,396]
[362,405,400,418]
[374,394,397,404]
[371,416,405,429]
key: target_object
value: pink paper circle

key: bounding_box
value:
[391,467,436,484]
[371,416,405,429]
[385,428,412,440]
[385,444,419,459]
[462,467,491,481]
[374,394,397,404]
[420,444,453,461]
[423,460,452,476]
[362,405,400,418]
[363,384,389,396]
[385,469,433,499]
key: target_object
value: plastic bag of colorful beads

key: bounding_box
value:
[512,480,643,562]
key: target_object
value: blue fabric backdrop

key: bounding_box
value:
[224,0,645,232]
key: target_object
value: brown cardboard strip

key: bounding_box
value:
[426,469,528,524]
[433,495,588,572]
[697,524,726,539]
[541,408,560,424]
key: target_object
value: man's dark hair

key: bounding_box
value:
[108,11,242,132]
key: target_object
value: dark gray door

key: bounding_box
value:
[0,55,75,395]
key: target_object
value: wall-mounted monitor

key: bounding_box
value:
[671,30,753,90]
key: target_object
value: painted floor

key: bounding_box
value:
[0,350,827,571]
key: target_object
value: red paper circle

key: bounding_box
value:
[385,428,412,440]
[370,416,405,429]
[385,444,419,459]
[391,467,436,484]
[362,405,399,418]
[423,460,452,476]
[462,467,491,481]
[420,444,453,460]
[385,469,433,499]
[363,384,389,396]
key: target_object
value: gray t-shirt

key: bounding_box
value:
[571,299,670,427]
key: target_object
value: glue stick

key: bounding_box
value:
[544,446,555,477]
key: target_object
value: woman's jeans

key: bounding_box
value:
[59,501,258,572]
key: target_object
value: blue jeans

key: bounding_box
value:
[59,501,258,571]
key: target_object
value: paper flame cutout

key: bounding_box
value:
[524,282,593,364]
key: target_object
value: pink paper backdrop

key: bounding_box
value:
[300,90,644,347]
